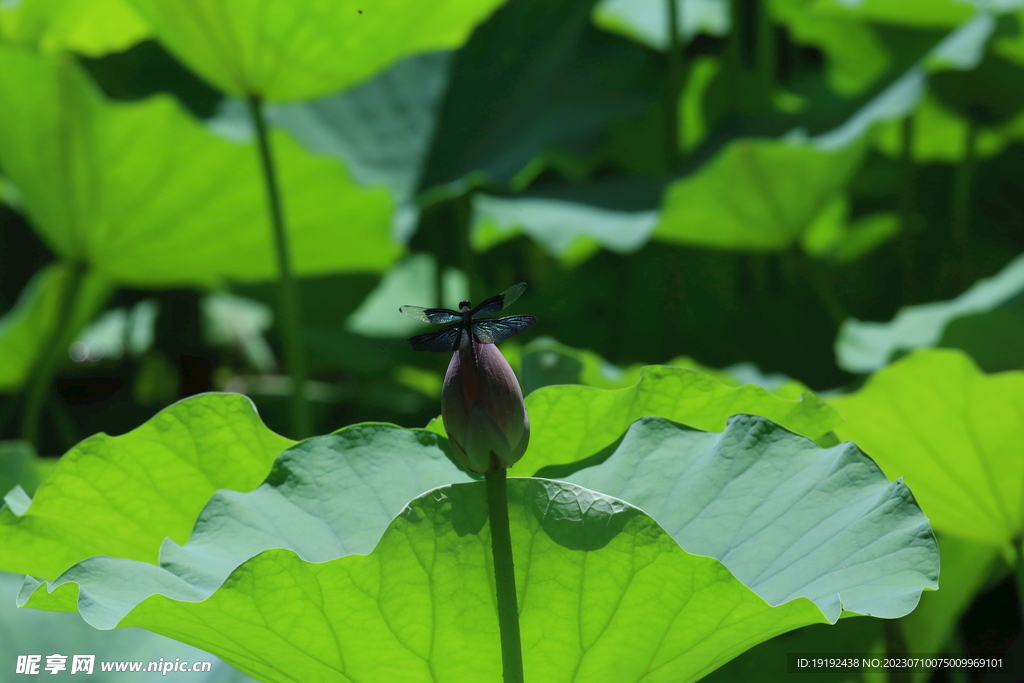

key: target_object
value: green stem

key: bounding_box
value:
[949,119,978,293]
[795,250,848,326]
[455,192,480,304]
[897,114,917,301]
[729,0,774,114]
[246,95,312,440]
[20,261,88,448]
[882,619,910,683]
[754,0,775,98]
[665,0,683,164]
[1015,536,1024,622]
[485,469,524,683]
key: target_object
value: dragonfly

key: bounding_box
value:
[399,282,537,353]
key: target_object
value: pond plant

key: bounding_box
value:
[2,1,1023,681]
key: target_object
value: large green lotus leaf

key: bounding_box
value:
[829,349,1024,548]
[835,253,1024,373]
[875,93,1014,163]
[0,572,258,682]
[22,478,835,683]
[704,532,1000,683]
[7,423,469,614]
[0,45,397,286]
[509,365,840,476]
[344,254,469,339]
[939,305,1024,373]
[0,263,111,392]
[123,0,503,102]
[810,0,974,28]
[419,0,661,194]
[156,424,474,593]
[517,337,810,398]
[0,394,294,580]
[550,415,938,621]
[269,51,452,206]
[800,195,900,264]
[0,0,148,56]
[0,442,39,502]
[471,194,658,266]
[901,534,1001,659]
[653,138,866,252]
[773,0,891,96]
[593,0,729,52]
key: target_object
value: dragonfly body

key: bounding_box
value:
[399,282,537,354]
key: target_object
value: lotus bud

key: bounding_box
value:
[442,341,530,473]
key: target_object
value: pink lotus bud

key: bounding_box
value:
[442,341,530,473]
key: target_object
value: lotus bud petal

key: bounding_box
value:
[442,341,530,473]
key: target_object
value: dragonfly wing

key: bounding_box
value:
[407,323,463,352]
[472,314,538,344]
[399,305,462,325]
[471,282,527,316]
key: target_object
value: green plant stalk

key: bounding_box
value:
[882,619,910,683]
[246,95,312,439]
[20,261,88,447]
[949,119,979,292]
[485,469,525,683]
[664,0,683,164]
[897,114,917,301]
[1016,536,1024,622]
[455,192,481,304]
[754,0,775,97]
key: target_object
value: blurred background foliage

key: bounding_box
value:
[1,0,1023,681]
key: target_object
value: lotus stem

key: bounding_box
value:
[1016,536,1024,623]
[949,118,978,292]
[665,0,683,163]
[882,619,910,683]
[897,114,917,301]
[20,260,88,448]
[485,469,525,683]
[246,95,312,439]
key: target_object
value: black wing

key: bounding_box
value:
[470,282,527,317]
[398,305,462,325]
[472,314,538,344]
[407,323,464,352]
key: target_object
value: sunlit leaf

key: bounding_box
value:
[0,45,398,286]
[0,0,148,56]
[554,415,938,621]
[20,478,845,683]
[269,51,453,205]
[510,365,840,476]
[0,572,257,682]
[345,254,469,338]
[773,0,890,96]
[800,195,900,263]
[810,0,974,28]
[0,263,111,393]
[830,349,1024,548]
[654,138,866,251]
[517,337,810,398]
[835,252,1024,373]
[0,441,40,500]
[901,533,1002,657]
[471,194,657,266]
[592,0,729,50]
[124,0,505,102]
[0,393,293,579]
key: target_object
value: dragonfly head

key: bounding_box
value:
[459,300,471,311]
